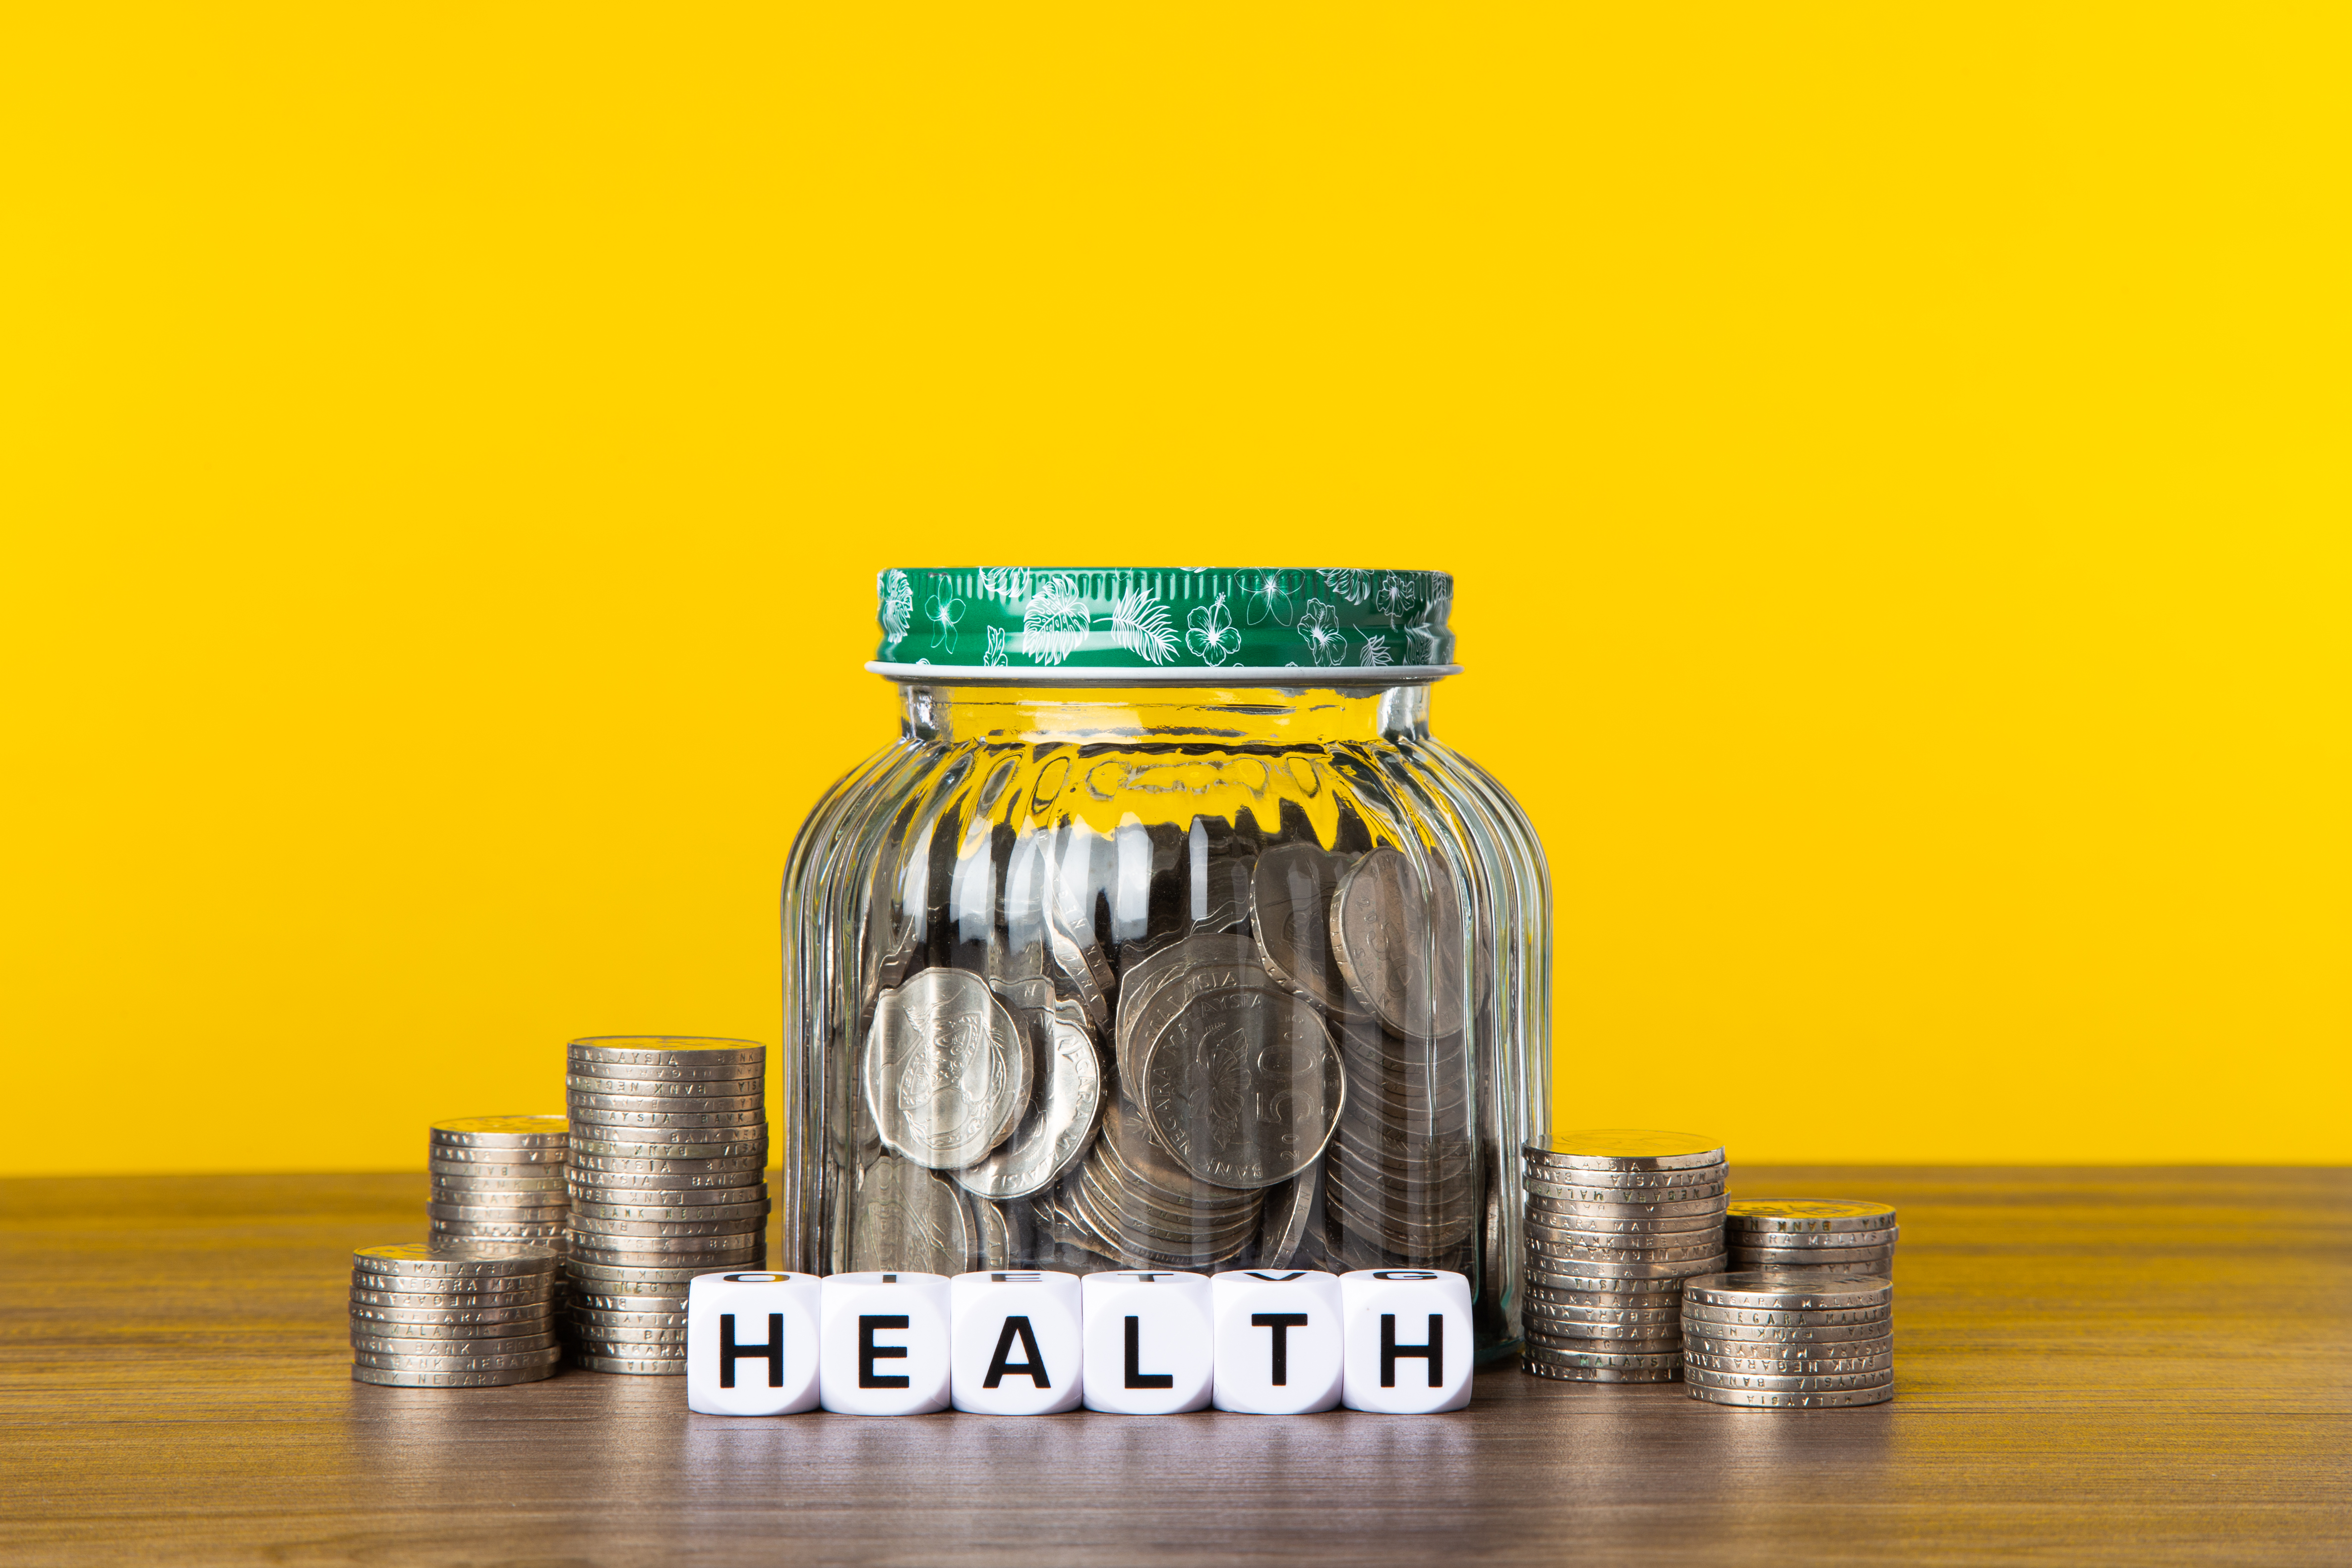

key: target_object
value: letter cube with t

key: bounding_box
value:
[818,1271,951,1415]
[1210,1269,1344,1413]
[1081,1270,1212,1414]
[948,1271,1082,1414]
[686,1270,821,1415]
[1339,1268,1473,1413]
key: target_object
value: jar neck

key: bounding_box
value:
[898,682,1435,746]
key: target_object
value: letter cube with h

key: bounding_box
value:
[1209,1269,1344,1413]
[1339,1268,1473,1413]
[686,1270,821,1415]
[949,1271,1082,1414]
[1081,1270,1212,1414]
[818,1271,952,1415]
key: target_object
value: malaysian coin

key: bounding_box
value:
[427,1218,564,1239]
[570,1198,770,1223]
[1526,1321,1684,1346]
[1528,1193,1730,1220]
[1113,935,1274,1091]
[349,1303,553,1329]
[1730,1242,1897,1265]
[563,1074,764,1099]
[567,1171,768,1193]
[1689,1381,1893,1408]
[1524,1175,1728,1204]
[1683,1301,1893,1328]
[430,1182,569,1202]
[1044,909,1113,1031]
[568,1104,767,1130]
[570,1292,688,1314]
[1524,1281,1685,1310]
[425,1144,566,1166]
[1527,1211,1726,1237]
[429,1116,569,1149]
[1249,843,1356,1011]
[1329,846,1467,1039]
[569,1215,767,1241]
[865,968,1031,1170]
[1529,1237,1726,1267]
[348,1278,557,1306]
[568,1322,689,1344]
[849,1152,973,1273]
[1524,1300,1682,1327]
[1740,1259,1895,1280]
[958,1000,1103,1199]
[569,1090,767,1116]
[568,1129,770,1153]
[1527,1253,1728,1282]
[424,1201,571,1223]
[1683,1323,1894,1348]
[568,1037,766,1070]
[1138,985,1344,1189]
[1522,1359,1681,1384]
[1725,1200,1899,1235]
[352,1346,563,1373]
[575,1353,687,1375]
[1524,1130,1725,1172]
[353,1364,556,1388]
[969,1198,1018,1268]
[1684,1346,1893,1377]
[428,1161,569,1183]
[1728,1225,1898,1249]
[566,1151,768,1177]
[352,1329,559,1356]
[1521,1342,1683,1372]
[1253,1163,1322,1267]
[353,1243,558,1279]
[564,1261,723,1286]
[567,1229,762,1254]
[1684,1273,1893,1310]
[1686,1367,1894,1393]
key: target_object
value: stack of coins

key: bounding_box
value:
[1520,1129,1729,1383]
[349,1242,562,1387]
[426,1116,570,1254]
[1727,1200,1899,1280]
[564,1037,769,1375]
[1681,1270,1894,1408]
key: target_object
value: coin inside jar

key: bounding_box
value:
[956,998,1103,1200]
[1136,983,1344,1190]
[1330,846,1467,1039]
[864,967,1034,1170]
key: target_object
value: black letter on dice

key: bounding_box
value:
[983,1316,1050,1388]
[1380,1313,1443,1388]
[1124,1315,1174,1389]
[719,1312,785,1389]
[859,1314,912,1387]
[1251,1312,1310,1386]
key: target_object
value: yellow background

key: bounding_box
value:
[4,5,2344,1173]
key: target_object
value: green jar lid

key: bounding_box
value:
[870,568,1457,680]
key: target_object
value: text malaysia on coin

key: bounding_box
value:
[1138,985,1344,1189]
[864,968,1032,1170]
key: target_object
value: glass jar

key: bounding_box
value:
[782,568,1550,1360]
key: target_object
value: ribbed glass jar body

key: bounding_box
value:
[783,679,1549,1358]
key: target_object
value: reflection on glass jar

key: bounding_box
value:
[783,569,1550,1360]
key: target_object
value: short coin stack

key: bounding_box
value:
[1520,1129,1729,1383]
[1727,1199,1899,1280]
[1681,1270,1895,1407]
[427,1116,570,1254]
[349,1242,562,1387]
[565,1036,769,1375]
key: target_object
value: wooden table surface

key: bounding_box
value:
[2,1167,2346,1567]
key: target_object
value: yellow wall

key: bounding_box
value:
[4,5,2344,1173]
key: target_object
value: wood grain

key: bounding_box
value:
[3,1167,2347,1566]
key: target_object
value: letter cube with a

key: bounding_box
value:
[1339,1268,1473,1413]
[1209,1269,1344,1413]
[686,1270,821,1415]
[818,1271,952,1415]
[949,1271,1082,1414]
[1081,1270,1212,1414]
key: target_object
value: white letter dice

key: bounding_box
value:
[949,1271,1082,1414]
[818,1271,952,1414]
[686,1270,821,1415]
[1210,1270,1344,1413]
[1081,1270,1212,1414]
[1339,1268,1473,1413]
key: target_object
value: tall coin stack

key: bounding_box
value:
[1727,1200,1899,1280]
[349,1242,563,1387]
[1520,1129,1729,1383]
[564,1036,769,1375]
[426,1116,570,1254]
[1681,1270,1895,1408]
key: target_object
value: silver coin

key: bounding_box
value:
[566,1151,768,1177]
[574,1353,687,1375]
[423,1199,570,1221]
[1139,985,1343,1189]
[569,1321,689,1344]
[1686,1367,1894,1393]
[567,1128,770,1154]
[1254,1163,1323,1268]
[567,1089,767,1117]
[427,1159,569,1181]
[1683,1301,1893,1327]
[969,1197,1018,1268]
[1525,1321,1684,1347]
[1685,1347,1893,1377]
[426,1147,565,1168]
[1689,1381,1892,1408]
[1113,934,1265,1085]
[564,1260,724,1285]
[1681,1321,1894,1346]
[1725,1200,1898,1234]
[568,1037,765,1069]
[1524,1170,1728,1198]
[865,968,1031,1170]
[349,1286,556,1312]
[1727,1224,1898,1249]
[1524,1131,1725,1171]
[567,1102,767,1129]
[1528,1211,1726,1237]
[1729,1241,1897,1264]
[1736,1259,1896,1280]
[428,1116,568,1148]
[353,1364,557,1388]
[957,1000,1103,1199]
[566,1242,762,1268]
[1044,910,1113,1031]
[430,1174,570,1195]
[352,1327,559,1354]
[1520,1342,1684,1371]
[570,1292,688,1313]
[567,1303,688,1324]
[567,1212,766,1239]
[849,1153,973,1273]
[348,1304,554,1330]
[566,1224,763,1249]
[1522,1359,1681,1384]
[569,1198,770,1224]
[1330,846,1467,1040]
[1524,1282,1685,1311]
[1528,1193,1730,1220]
[1529,1260,1725,1289]
[1249,843,1358,1011]
[567,1185,767,1210]
[353,1243,558,1278]
[1524,1298,1682,1326]
[426,1216,566,1238]
[1685,1273,1892,1310]
[566,1171,768,1193]
[566,1056,764,1084]
[1530,1234,1727,1265]
[353,1345,563,1373]
[563,1073,763,1099]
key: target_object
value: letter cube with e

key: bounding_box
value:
[1339,1268,1474,1413]
[818,1271,952,1415]
[1081,1270,1212,1414]
[1210,1269,1344,1413]
[686,1270,821,1415]
[949,1271,1082,1414]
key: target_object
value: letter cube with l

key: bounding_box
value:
[949,1271,1082,1414]
[1339,1268,1473,1413]
[1081,1270,1212,1414]
[818,1271,951,1415]
[686,1270,821,1415]
[1210,1269,1344,1413]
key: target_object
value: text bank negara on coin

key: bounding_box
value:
[781,568,1551,1361]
